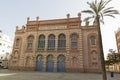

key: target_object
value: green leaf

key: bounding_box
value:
[81,10,94,14]
[81,0,119,25]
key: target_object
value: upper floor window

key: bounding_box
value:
[16,39,20,46]
[71,33,78,48]
[90,36,96,45]
[58,34,66,50]
[27,43,32,49]
[71,42,77,48]
[38,35,45,49]
[48,34,55,50]
[71,33,78,39]
[28,35,34,41]
[27,35,34,49]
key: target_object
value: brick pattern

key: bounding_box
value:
[9,14,101,73]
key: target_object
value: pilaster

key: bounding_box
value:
[43,56,47,71]
[54,55,57,72]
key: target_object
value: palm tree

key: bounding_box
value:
[81,0,119,80]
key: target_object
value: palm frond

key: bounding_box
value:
[95,0,97,5]
[103,7,114,13]
[83,16,94,22]
[81,10,94,14]
[90,1,98,15]
[104,0,112,7]
[82,0,119,25]
[103,10,119,15]
[104,14,115,18]
[99,0,112,12]
[100,12,104,20]
[98,0,105,13]
[100,19,104,24]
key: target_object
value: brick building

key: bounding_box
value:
[115,28,120,53]
[9,13,102,73]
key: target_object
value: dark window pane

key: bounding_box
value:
[71,42,77,48]
[48,34,55,49]
[27,43,32,48]
[71,34,78,39]
[38,35,45,49]
[28,35,34,40]
[90,36,95,45]
[58,34,66,49]
[16,39,20,46]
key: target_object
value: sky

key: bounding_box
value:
[0,0,120,59]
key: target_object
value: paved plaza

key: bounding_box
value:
[0,69,120,80]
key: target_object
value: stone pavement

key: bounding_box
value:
[0,69,120,80]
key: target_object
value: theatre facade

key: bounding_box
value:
[9,13,102,73]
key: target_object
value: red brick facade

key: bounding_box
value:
[9,13,102,73]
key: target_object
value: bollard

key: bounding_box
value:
[111,72,114,77]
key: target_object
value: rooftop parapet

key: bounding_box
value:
[15,25,26,33]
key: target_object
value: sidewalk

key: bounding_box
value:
[0,69,120,80]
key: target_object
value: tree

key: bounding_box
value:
[107,52,120,72]
[81,0,119,80]
[6,52,9,60]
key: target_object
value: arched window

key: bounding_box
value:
[28,35,34,41]
[71,33,78,39]
[58,55,65,62]
[16,39,20,46]
[38,35,45,49]
[27,35,34,49]
[71,33,78,48]
[90,36,96,45]
[46,55,54,72]
[58,34,66,50]
[48,34,55,50]
[57,55,65,72]
[36,55,43,71]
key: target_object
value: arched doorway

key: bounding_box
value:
[57,55,65,72]
[46,55,54,72]
[36,55,43,71]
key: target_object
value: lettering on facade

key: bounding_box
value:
[39,26,67,30]
[69,26,79,29]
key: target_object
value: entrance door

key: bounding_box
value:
[46,55,54,72]
[36,55,43,71]
[57,55,65,72]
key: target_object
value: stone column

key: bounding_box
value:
[54,55,57,72]
[66,33,70,51]
[55,34,58,51]
[45,35,48,51]
[43,56,47,71]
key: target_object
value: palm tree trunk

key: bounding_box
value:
[96,15,107,80]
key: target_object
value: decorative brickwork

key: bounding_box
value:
[9,14,101,73]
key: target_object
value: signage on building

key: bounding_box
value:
[39,26,66,30]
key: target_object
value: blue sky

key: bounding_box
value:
[0,0,120,59]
